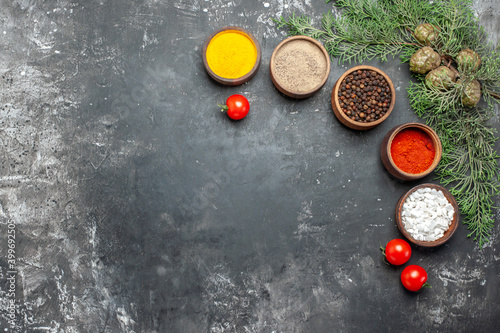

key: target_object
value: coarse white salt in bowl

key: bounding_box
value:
[396,183,459,247]
[401,187,454,241]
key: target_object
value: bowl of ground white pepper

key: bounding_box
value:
[331,65,395,130]
[396,183,459,247]
[270,36,330,99]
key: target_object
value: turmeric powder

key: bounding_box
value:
[206,30,257,79]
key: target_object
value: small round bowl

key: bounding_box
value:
[331,65,395,130]
[270,36,330,98]
[381,122,442,181]
[396,183,459,247]
[203,26,261,86]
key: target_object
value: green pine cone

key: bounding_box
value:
[414,23,440,45]
[425,66,457,90]
[456,48,481,71]
[410,46,441,74]
[459,79,481,107]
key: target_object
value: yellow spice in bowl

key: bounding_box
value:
[206,30,257,79]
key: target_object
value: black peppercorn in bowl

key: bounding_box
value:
[331,65,395,130]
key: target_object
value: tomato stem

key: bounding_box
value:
[218,103,229,112]
[380,247,391,265]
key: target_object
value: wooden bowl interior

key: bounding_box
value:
[269,35,330,99]
[331,65,395,130]
[385,123,442,179]
[395,183,459,247]
[203,26,261,86]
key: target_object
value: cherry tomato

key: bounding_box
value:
[401,265,429,292]
[219,94,249,120]
[381,239,411,265]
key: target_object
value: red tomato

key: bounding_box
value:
[219,94,250,120]
[401,265,429,292]
[382,239,411,265]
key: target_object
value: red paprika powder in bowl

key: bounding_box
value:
[381,123,442,181]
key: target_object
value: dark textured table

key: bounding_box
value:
[1,1,499,332]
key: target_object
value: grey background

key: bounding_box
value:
[0,0,499,332]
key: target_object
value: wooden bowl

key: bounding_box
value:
[331,65,395,130]
[396,183,459,247]
[203,26,261,86]
[381,123,442,181]
[270,36,330,98]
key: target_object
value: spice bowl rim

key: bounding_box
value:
[202,26,261,86]
[381,122,442,181]
[331,65,396,130]
[395,183,459,247]
[269,35,331,99]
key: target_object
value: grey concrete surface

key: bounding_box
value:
[0,0,499,332]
